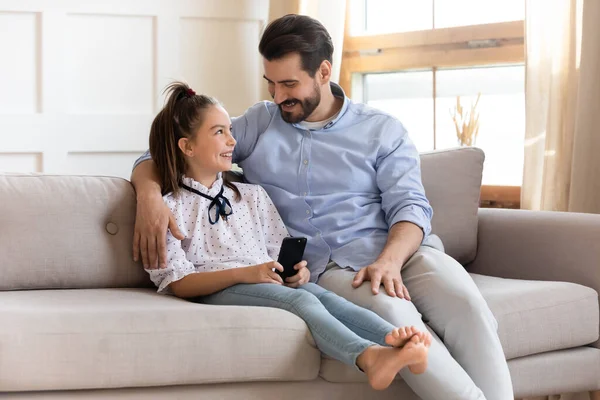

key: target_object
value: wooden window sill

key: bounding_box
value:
[480,185,521,209]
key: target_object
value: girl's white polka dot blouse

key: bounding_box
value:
[145,175,289,294]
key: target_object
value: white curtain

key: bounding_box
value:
[522,1,600,398]
[522,0,600,213]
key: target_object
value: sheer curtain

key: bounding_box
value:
[520,0,600,398]
[522,0,600,214]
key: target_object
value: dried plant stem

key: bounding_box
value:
[451,93,481,146]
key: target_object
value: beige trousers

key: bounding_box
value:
[317,246,513,400]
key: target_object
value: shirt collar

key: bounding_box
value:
[292,82,350,130]
[181,173,223,197]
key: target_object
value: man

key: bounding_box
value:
[131,14,513,400]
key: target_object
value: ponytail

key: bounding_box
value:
[149,82,241,200]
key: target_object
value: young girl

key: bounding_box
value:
[145,82,432,391]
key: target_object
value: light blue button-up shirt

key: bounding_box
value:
[134,83,433,281]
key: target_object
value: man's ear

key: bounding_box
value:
[178,137,193,157]
[318,60,332,84]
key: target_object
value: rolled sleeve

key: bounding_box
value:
[376,119,433,237]
[388,205,432,236]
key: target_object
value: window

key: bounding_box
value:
[433,0,524,29]
[436,65,524,186]
[341,0,525,206]
[364,1,432,34]
[365,70,434,151]
[364,65,525,186]
[351,0,525,34]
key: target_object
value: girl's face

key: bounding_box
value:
[181,105,236,175]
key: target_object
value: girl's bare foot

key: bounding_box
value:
[384,326,419,347]
[403,332,432,374]
[357,336,430,391]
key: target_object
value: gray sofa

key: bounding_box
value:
[1,147,598,399]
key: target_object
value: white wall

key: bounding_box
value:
[0,0,269,179]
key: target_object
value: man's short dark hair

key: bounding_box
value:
[259,14,334,77]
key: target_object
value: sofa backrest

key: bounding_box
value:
[420,147,484,265]
[0,147,483,290]
[0,174,150,290]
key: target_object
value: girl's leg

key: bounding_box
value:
[197,283,374,367]
[299,283,417,347]
[198,283,431,391]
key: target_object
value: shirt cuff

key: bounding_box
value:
[388,205,432,239]
[145,263,196,294]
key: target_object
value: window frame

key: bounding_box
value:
[339,0,525,208]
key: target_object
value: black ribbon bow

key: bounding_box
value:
[180,183,233,225]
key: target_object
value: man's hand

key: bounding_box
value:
[133,193,184,269]
[285,261,310,288]
[241,261,285,285]
[352,259,411,300]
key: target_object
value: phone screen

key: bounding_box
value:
[276,237,307,280]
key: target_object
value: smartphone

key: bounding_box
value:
[276,237,307,280]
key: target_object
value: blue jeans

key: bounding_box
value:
[196,282,398,367]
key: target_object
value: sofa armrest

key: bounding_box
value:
[467,208,600,348]
[468,208,600,284]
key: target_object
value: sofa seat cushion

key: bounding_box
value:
[0,288,320,392]
[472,273,599,360]
[319,274,599,383]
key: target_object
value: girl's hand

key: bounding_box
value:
[241,261,284,285]
[285,261,310,288]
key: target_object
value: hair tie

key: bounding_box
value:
[187,88,196,97]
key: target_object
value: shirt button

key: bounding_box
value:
[303,160,308,165]
[306,210,310,215]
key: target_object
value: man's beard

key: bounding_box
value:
[278,84,321,123]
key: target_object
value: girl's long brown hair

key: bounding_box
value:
[149,81,240,200]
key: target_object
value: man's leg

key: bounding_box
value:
[401,246,513,400]
[318,264,485,400]
[318,246,513,400]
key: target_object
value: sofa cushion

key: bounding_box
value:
[319,274,599,383]
[0,174,149,290]
[420,147,484,265]
[508,347,600,398]
[472,273,599,360]
[0,288,320,392]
